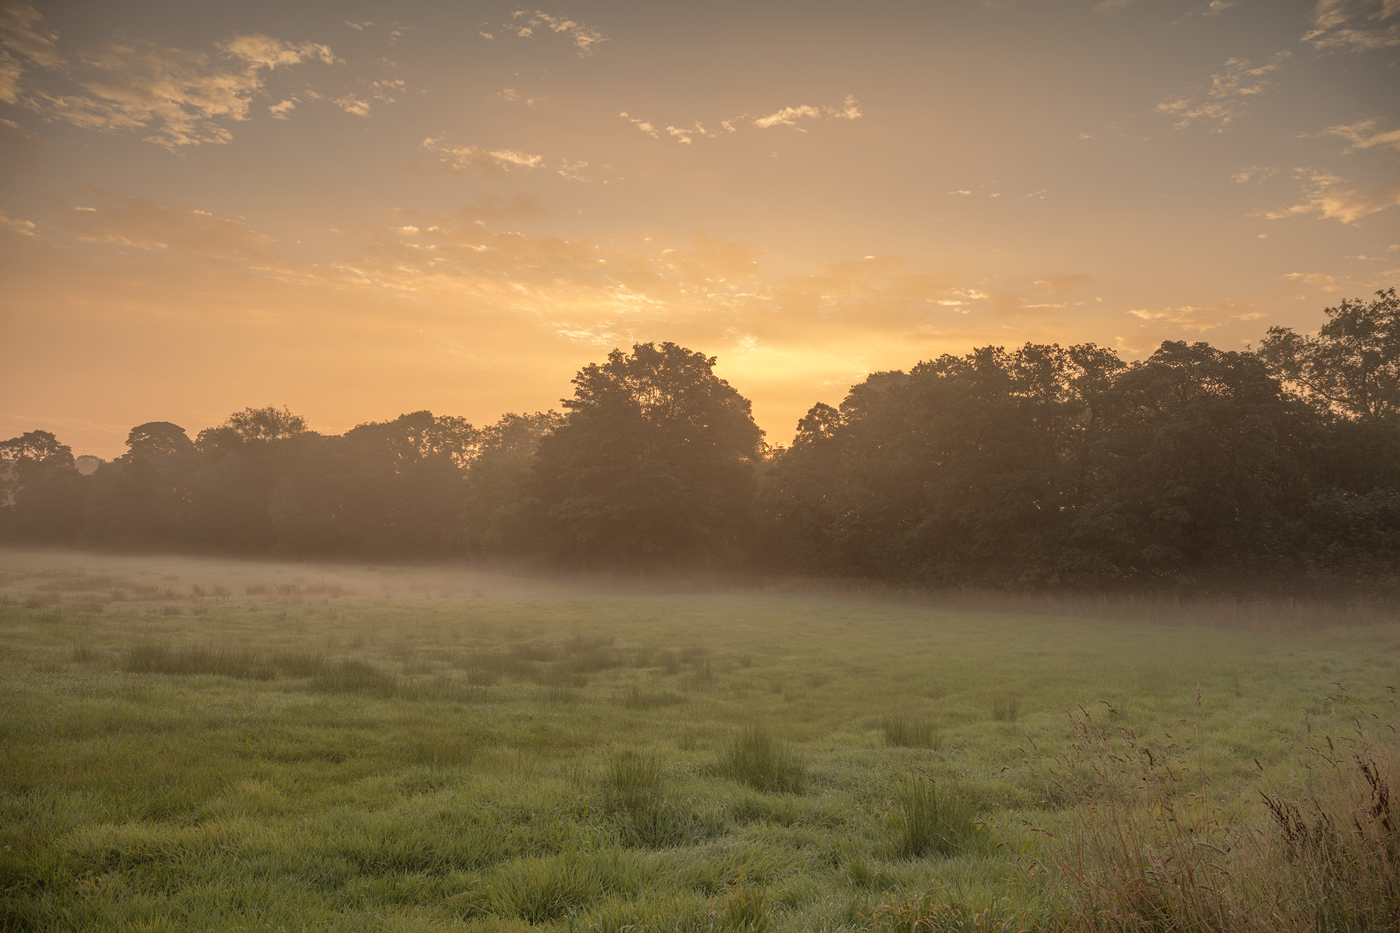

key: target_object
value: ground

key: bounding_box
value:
[2,551,1397,931]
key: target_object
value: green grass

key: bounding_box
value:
[0,550,1398,931]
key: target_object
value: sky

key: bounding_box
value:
[1,0,1398,459]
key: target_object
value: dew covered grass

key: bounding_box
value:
[1,550,1397,931]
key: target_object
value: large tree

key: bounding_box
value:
[0,430,87,545]
[1257,288,1400,422]
[528,342,764,567]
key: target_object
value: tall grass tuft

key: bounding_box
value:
[881,715,941,749]
[892,773,979,858]
[991,694,1021,722]
[603,749,700,847]
[716,726,806,794]
[1042,703,1400,932]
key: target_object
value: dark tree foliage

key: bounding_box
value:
[270,412,476,558]
[463,411,566,558]
[1258,288,1400,422]
[528,342,765,568]
[0,431,87,544]
[4,296,1398,591]
[764,344,1126,585]
[1069,342,1309,582]
[80,422,198,550]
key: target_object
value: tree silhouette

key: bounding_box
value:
[529,342,764,567]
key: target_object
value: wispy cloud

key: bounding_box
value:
[1283,271,1341,291]
[0,209,36,236]
[1265,169,1400,223]
[1156,52,1290,130]
[420,137,545,175]
[499,10,606,55]
[621,96,862,144]
[1126,301,1263,332]
[0,2,340,148]
[753,104,823,130]
[1303,0,1400,51]
[619,111,659,138]
[1321,117,1400,152]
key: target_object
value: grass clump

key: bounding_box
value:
[892,773,979,858]
[716,726,806,794]
[991,694,1021,722]
[603,750,702,847]
[881,715,941,749]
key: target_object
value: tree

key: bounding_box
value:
[79,422,198,550]
[1072,341,1307,581]
[0,430,87,544]
[269,412,477,557]
[463,411,565,558]
[528,342,764,567]
[184,407,313,553]
[1257,288,1400,421]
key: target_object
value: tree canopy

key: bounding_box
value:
[3,305,1398,593]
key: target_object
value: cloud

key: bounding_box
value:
[0,210,36,236]
[1266,169,1400,223]
[1126,301,1264,332]
[504,10,606,54]
[0,0,61,105]
[1202,0,1241,14]
[48,187,276,259]
[0,3,340,148]
[1283,272,1342,291]
[830,94,862,120]
[1156,52,1290,130]
[420,137,545,175]
[334,94,371,116]
[1321,117,1400,152]
[753,104,823,130]
[620,111,659,137]
[1093,0,1139,13]
[0,115,41,149]
[1303,0,1400,51]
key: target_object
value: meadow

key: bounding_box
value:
[1,550,1396,932]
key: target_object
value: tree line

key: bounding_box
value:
[3,290,1397,592]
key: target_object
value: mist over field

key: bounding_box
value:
[2,549,1398,931]
[5,0,1400,929]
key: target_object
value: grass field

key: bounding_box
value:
[1,550,1397,932]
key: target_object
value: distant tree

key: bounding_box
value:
[463,411,565,558]
[528,342,764,567]
[0,430,87,544]
[762,343,1125,585]
[74,455,104,476]
[80,423,199,550]
[195,406,308,455]
[1258,288,1400,422]
[1072,341,1307,581]
[269,412,477,557]
[184,407,313,553]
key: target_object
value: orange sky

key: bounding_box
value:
[2,0,1398,459]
